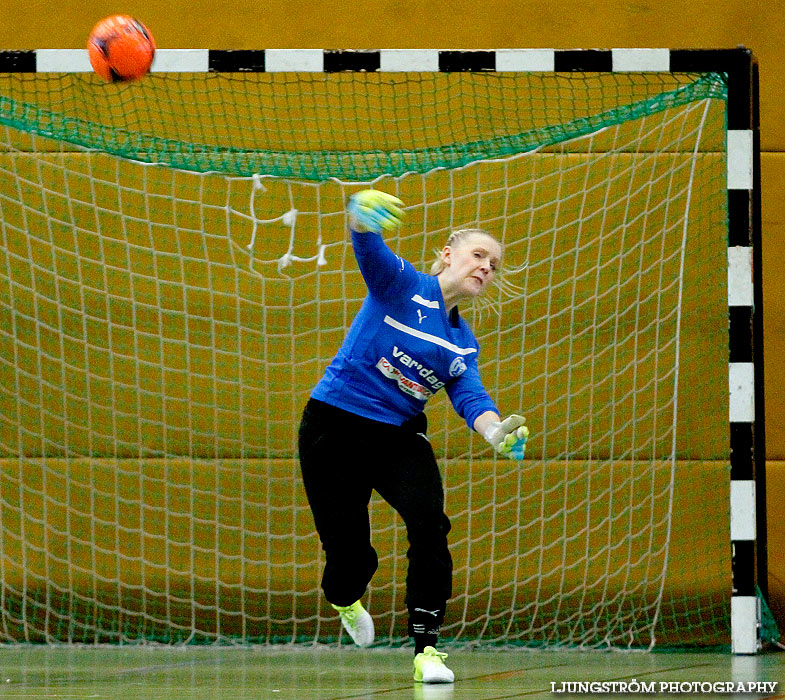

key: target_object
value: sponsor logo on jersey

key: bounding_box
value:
[392,346,445,391]
[376,357,434,401]
[449,356,467,377]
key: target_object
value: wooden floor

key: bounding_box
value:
[0,646,783,699]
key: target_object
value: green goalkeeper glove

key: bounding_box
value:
[348,189,404,234]
[483,415,529,460]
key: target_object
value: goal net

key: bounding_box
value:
[0,55,733,648]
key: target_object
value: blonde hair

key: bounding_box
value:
[429,228,502,276]
[430,228,523,320]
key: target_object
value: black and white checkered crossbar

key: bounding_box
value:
[0,47,761,75]
[0,46,764,653]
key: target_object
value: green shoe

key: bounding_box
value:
[331,600,374,647]
[413,646,454,683]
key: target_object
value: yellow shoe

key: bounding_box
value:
[331,600,374,647]
[413,646,454,683]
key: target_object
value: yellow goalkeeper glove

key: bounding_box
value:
[483,415,529,460]
[347,189,404,234]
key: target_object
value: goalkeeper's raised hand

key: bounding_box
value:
[483,414,529,460]
[348,189,404,234]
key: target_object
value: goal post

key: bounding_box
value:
[0,47,766,650]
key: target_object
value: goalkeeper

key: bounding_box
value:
[298,190,529,684]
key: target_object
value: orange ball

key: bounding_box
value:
[87,15,156,82]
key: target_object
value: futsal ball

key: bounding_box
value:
[87,15,156,82]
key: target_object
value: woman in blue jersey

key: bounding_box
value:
[298,189,529,684]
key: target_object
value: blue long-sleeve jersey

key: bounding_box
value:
[311,230,498,428]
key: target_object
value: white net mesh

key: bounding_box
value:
[0,69,731,647]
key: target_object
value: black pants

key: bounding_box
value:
[298,398,453,638]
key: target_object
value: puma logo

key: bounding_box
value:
[414,607,440,617]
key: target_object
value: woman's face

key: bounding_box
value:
[441,233,502,298]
